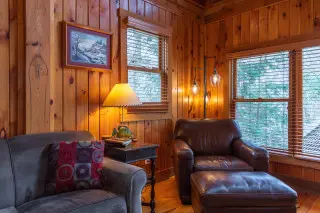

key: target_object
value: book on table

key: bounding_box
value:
[106,137,132,147]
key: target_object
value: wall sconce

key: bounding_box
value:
[191,68,200,95]
[205,91,210,104]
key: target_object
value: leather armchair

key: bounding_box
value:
[172,119,269,204]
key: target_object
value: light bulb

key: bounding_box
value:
[191,80,199,95]
[205,92,210,103]
[210,69,221,86]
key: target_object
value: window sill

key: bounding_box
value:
[270,153,320,170]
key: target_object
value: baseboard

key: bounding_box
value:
[155,167,174,182]
[274,174,320,195]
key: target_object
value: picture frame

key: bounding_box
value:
[62,21,112,72]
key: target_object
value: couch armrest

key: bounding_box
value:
[102,158,147,213]
[232,139,269,172]
[172,139,194,204]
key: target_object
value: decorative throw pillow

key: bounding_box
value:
[47,140,105,194]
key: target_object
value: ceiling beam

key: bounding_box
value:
[205,0,287,23]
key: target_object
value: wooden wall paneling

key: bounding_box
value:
[151,120,160,171]
[144,120,152,173]
[26,0,54,133]
[137,0,144,16]
[9,0,17,137]
[109,0,120,133]
[300,0,313,35]
[302,167,315,182]
[290,0,301,36]
[129,0,137,13]
[177,15,184,118]
[17,0,25,135]
[145,2,153,18]
[250,10,259,45]
[278,1,290,38]
[315,170,320,183]
[54,0,63,132]
[120,0,129,10]
[314,0,320,31]
[158,119,166,171]
[183,18,191,118]
[233,15,241,48]
[192,21,199,118]
[63,0,77,131]
[159,8,166,24]
[76,0,89,131]
[165,119,173,169]
[152,5,159,21]
[240,12,250,45]
[259,7,269,42]
[198,20,205,119]
[99,0,111,138]
[268,4,279,40]
[171,14,178,123]
[89,0,101,139]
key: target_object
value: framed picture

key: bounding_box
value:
[63,21,112,72]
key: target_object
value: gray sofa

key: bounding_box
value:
[0,131,147,213]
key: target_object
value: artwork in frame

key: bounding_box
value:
[63,21,112,72]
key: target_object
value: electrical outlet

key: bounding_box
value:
[145,159,151,164]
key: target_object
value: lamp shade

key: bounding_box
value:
[102,83,142,107]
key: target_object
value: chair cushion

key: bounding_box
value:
[47,141,105,194]
[194,155,253,172]
[191,171,297,207]
[0,207,19,213]
[17,189,127,213]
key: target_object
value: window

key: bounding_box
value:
[231,52,290,152]
[231,45,320,160]
[127,28,168,109]
[300,47,320,158]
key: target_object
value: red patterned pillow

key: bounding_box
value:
[47,140,105,194]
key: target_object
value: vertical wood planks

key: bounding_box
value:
[259,7,269,42]
[54,0,63,132]
[9,0,18,137]
[233,15,241,48]
[290,0,301,36]
[250,10,259,44]
[240,12,250,45]
[76,0,89,131]
[26,0,54,133]
[279,1,290,38]
[0,0,9,138]
[268,5,279,41]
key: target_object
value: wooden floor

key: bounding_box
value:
[142,177,320,213]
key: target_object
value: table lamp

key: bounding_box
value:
[102,83,142,138]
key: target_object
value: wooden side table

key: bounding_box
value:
[105,143,159,213]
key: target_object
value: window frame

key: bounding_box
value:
[118,9,172,118]
[228,35,320,161]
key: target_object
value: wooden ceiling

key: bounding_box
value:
[190,0,224,7]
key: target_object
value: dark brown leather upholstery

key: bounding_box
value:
[191,171,297,213]
[172,119,269,203]
[194,155,253,172]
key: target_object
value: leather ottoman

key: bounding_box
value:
[191,171,297,213]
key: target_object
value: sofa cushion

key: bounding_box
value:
[17,189,126,213]
[191,171,297,208]
[47,141,105,194]
[194,155,253,172]
[0,140,15,209]
[0,207,19,213]
[7,131,95,206]
[174,119,242,155]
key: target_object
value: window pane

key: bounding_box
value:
[127,28,159,69]
[237,52,289,99]
[236,102,288,150]
[302,46,320,156]
[128,70,161,102]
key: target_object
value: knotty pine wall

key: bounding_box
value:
[204,0,320,184]
[0,0,204,180]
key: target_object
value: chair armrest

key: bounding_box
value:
[172,139,194,203]
[232,139,269,172]
[172,139,194,160]
[102,157,147,213]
